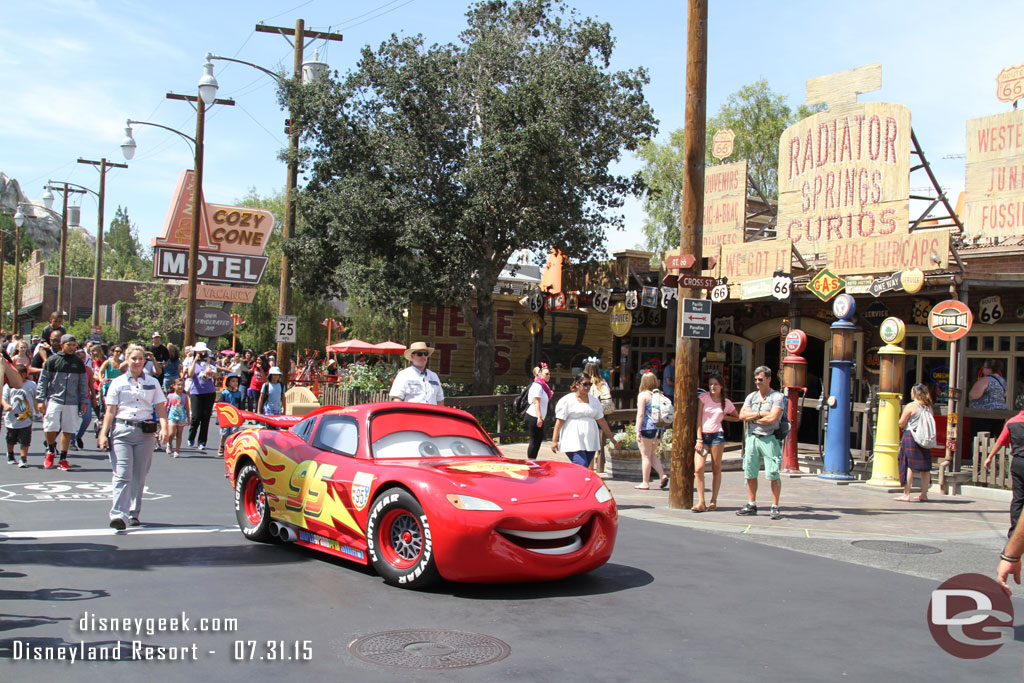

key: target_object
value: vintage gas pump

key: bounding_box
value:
[781,330,808,473]
[867,316,906,487]
[820,294,857,480]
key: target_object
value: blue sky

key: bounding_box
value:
[2,0,1019,257]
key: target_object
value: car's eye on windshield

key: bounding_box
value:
[418,442,441,457]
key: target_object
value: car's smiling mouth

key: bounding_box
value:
[496,522,589,555]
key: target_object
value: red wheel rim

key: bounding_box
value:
[379,509,422,569]
[243,475,266,525]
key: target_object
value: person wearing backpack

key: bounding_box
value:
[634,372,670,490]
[524,364,552,460]
[895,383,937,502]
[3,364,37,467]
[737,366,785,519]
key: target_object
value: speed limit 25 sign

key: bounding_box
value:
[276,315,298,343]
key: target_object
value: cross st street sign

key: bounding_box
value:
[682,298,712,339]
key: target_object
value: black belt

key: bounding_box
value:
[115,418,149,427]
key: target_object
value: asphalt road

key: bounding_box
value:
[1,424,1021,682]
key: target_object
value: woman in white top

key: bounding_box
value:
[551,372,615,468]
[525,364,553,460]
[694,373,738,511]
[98,344,169,530]
[895,383,934,502]
[635,372,669,490]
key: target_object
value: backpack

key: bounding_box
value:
[774,392,790,442]
[649,389,674,428]
[513,385,531,414]
[912,405,937,449]
[7,387,29,422]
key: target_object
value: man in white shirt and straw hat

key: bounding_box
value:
[389,341,445,405]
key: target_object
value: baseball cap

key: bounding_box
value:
[152,331,162,338]
[60,333,77,344]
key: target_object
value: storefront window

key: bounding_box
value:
[982,336,995,352]
[922,336,933,351]
[968,336,979,351]
[906,336,919,351]
[920,357,951,405]
[1000,336,1011,352]
[966,357,1009,409]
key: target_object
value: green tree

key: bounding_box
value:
[44,228,95,278]
[289,0,656,393]
[106,206,152,280]
[639,79,821,255]
[0,212,34,331]
[125,284,185,343]
[231,188,335,355]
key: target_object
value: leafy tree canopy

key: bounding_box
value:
[639,79,821,255]
[288,0,656,392]
[229,188,336,355]
[105,206,152,281]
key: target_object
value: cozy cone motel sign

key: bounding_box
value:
[152,170,273,286]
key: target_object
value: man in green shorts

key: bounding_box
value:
[737,366,785,520]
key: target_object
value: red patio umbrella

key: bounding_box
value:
[326,339,379,354]
[371,341,407,355]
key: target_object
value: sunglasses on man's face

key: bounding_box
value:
[413,351,430,357]
[754,377,767,382]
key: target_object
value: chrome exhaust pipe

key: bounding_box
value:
[269,521,283,537]
[277,524,298,542]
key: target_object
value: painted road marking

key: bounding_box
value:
[0,525,237,540]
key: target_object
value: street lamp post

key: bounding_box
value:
[11,206,28,333]
[210,19,341,382]
[43,182,87,318]
[122,58,234,347]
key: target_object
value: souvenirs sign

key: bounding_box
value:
[928,300,973,342]
[808,269,845,302]
[720,239,792,284]
[777,64,911,255]
[963,107,1024,238]
[712,129,735,160]
[703,160,747,248]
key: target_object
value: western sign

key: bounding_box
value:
[155,247,268,286]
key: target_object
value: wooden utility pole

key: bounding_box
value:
[78,157,128,327]
[668,0,708,510]
[255,19,343,384]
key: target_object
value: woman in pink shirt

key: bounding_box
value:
[693,373,738,512]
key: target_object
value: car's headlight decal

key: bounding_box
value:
[446,493,503,511]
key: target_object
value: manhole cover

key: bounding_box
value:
[348,629,510,669]
[851,540,942,555]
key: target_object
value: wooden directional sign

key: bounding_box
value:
[869,272,903,297]
[682,298,712,339]
[665,253,697,270]
[677,275,717,290]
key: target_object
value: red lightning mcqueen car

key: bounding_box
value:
[217,402,617,588]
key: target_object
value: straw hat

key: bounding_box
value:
[403,341,435,361]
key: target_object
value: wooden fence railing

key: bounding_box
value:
[972,432,1007,489]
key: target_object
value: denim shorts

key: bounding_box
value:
[639,429,660,440]
[701,431,726,447]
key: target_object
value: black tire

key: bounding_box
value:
[366,487,440,588]
[234,462,273,542]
